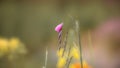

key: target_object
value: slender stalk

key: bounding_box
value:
[66,57,73,68]
[62,32,68,57]
[76,21,83,68]
[58,31,62,50]
[43,47,48,68]
[65,46,72,68]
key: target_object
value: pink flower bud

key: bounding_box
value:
[55,23,63,33]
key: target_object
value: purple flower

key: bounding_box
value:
[55,23,63,33]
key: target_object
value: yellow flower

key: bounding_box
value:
[9,38,20,51]
[70,47,80,59]
[0,38,9,53]
[70,64,74,68]
[57,57,66,68]
[57,48,64,57]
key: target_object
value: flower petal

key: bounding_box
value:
[55,23,63,33]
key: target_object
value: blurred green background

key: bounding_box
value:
[0,0,120,68]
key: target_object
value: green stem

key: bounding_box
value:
[76,21,83,68]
